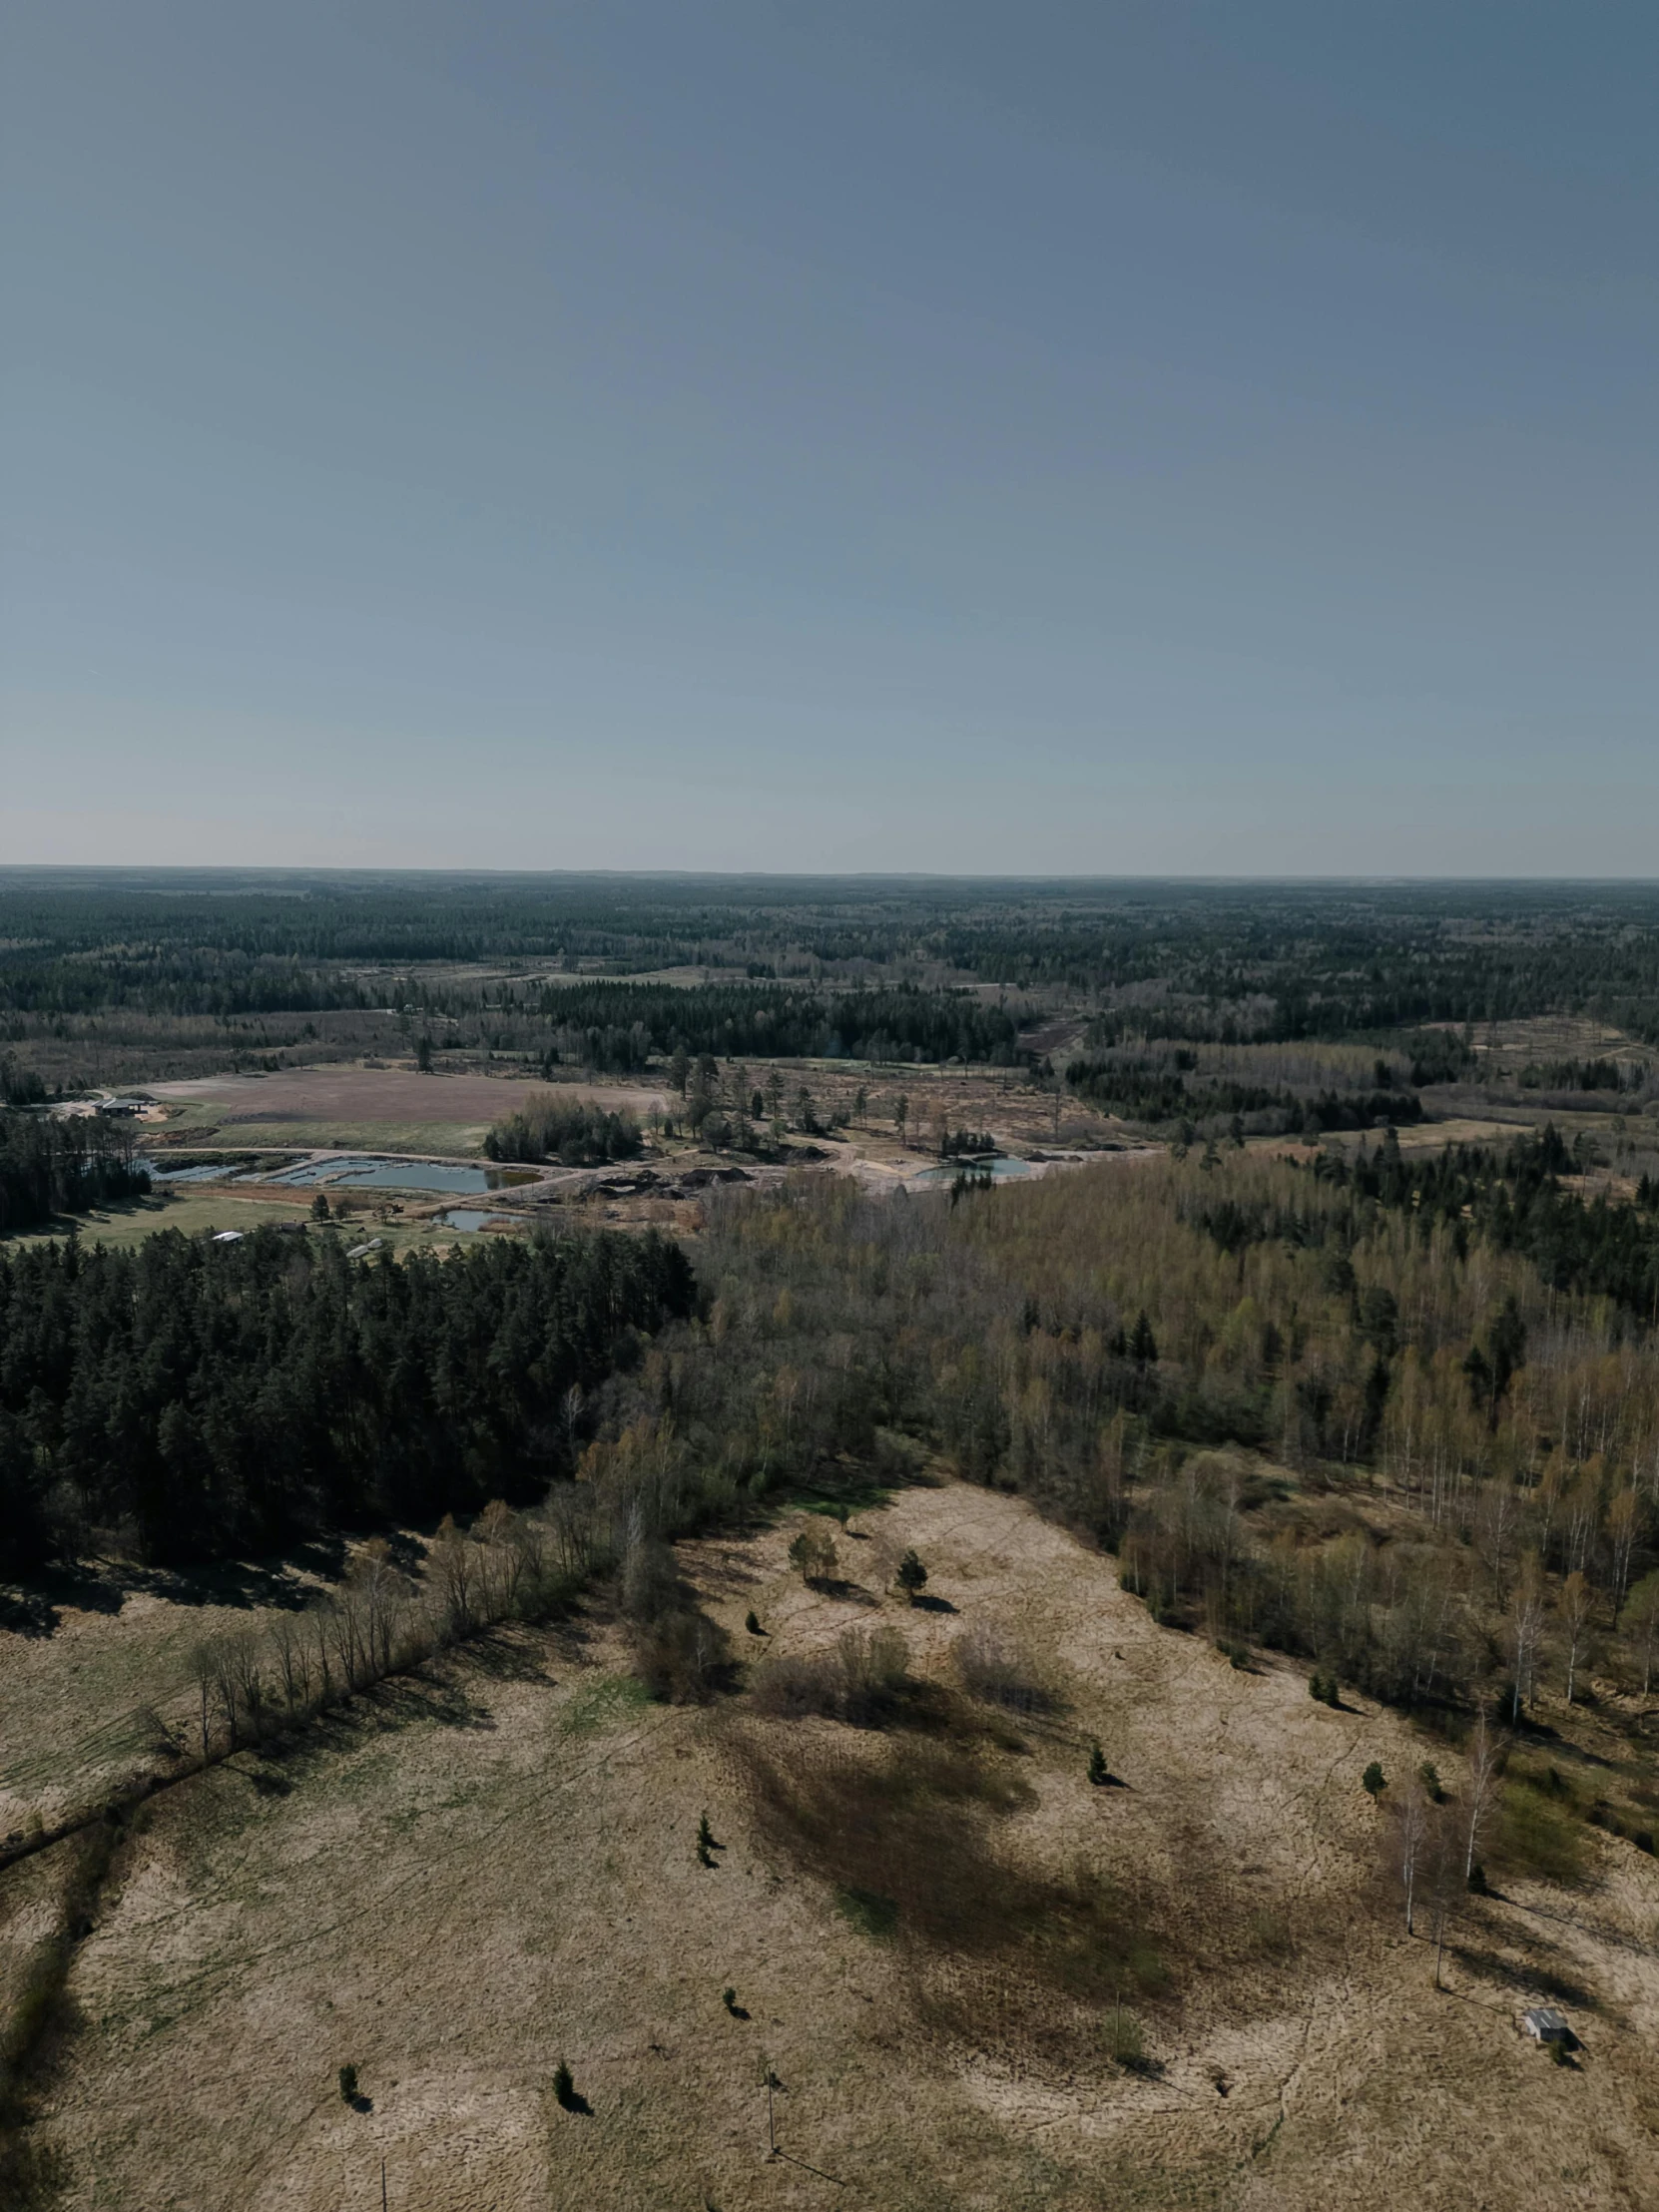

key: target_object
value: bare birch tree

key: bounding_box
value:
[1507,1556,1546,1722]
[1559,1569,1595,1705]
[1462,1708,1503,1881]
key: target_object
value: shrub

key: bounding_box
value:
[1362,1762,1386,1798]
[954,1625,1057,1716]
[632,1605,731,1704]
[553,2060,576,2109]
[788,1526,837,1585]
[337,2063,358,2105]
[751,1627,912,1728]
[1087,1739,1110,1787]
[745,1609,764,1636]
[1104,2005,1152,2071]
[895,1549,928,1603]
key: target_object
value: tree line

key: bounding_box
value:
[483,1095,644,1167]
[1064,1051,1424,1135]
[0,1110,151,1235]
[0,1225,694,1571]
[527,980,1024,1069]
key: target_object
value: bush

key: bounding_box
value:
[1362,1762,1386,1798]
[788,1526,837,1585]
[633,1605,731,1704]
[750,1626,912,1729]
[1104,2005,1152,2071]
[954,1625,1057,1716]
[337,2063,358,2105]
[1088,1739,1110,1787]
[895,1549,928,1603]
[553,2060,576,2109]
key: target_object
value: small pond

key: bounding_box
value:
[442,1209,520,1232]
[262,1156,497,1195]
[914,1156,1032,1184]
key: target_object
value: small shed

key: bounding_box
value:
[1521,2006,1568,2043]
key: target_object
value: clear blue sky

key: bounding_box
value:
[3,2,1655,872]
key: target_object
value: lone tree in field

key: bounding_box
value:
[1363,1761,1386,1799]
[1087,1739,1110,1787]
[337,2063,359,2105]
[553,2060,577,2110]
[697,1810,722,1867]
[895,1550,928,1604]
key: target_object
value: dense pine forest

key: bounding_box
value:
[0,1112,151,1236]
[0,1227,694,1571]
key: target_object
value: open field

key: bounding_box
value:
[7,1479,1658,2210]
[0,1188,512,1261]
[144,1067,669,1158]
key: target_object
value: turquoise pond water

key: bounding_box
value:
[913,1156,1031,1183]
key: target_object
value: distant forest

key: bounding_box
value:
[6,874,1659,1048]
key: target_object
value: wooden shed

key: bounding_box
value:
[1521,2006,1568,2043]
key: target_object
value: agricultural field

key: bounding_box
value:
[144,1067,668,1160]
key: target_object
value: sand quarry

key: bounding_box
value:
[6,1482,1659,2211]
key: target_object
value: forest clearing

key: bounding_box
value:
[4,1481,1656,2210]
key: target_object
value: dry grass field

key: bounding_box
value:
[145,1067,668,1157]
[7,1482,1657,2211]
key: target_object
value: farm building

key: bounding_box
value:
[1520,2007,1568,2043]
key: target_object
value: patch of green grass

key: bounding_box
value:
[836,1885,898,1939]
[1496,1779,1588,1886]
[561,1672,652,1738]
